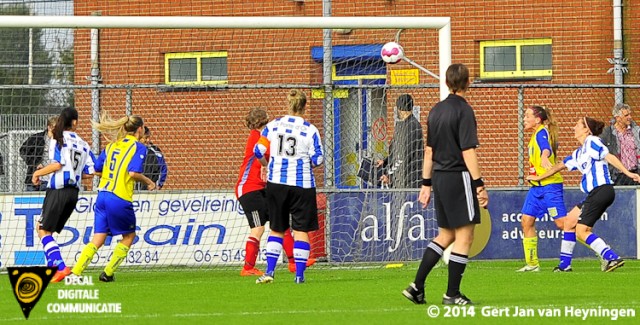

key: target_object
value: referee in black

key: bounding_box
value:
[403,63,488,306]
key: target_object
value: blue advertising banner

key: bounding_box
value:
[328,188,637,262]
[475,188,637,260]
[328,192,435,262]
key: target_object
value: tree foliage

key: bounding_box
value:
[0,4,54,114]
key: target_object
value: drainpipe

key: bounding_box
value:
[90,12,101,189]
[609,0,627,105]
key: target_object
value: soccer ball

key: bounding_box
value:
[380,42,404,64]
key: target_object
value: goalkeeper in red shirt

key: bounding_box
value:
[235,108,315,276]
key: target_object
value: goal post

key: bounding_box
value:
[0,15,451,270]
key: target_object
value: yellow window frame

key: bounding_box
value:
[480,38,552,79]
[164,51,228,85]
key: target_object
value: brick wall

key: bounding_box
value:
[72,0,640,189]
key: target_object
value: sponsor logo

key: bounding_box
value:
[7,266,56,319]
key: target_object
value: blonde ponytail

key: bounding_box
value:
[92,111,144,143]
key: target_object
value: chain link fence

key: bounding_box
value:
[2,83,638,193]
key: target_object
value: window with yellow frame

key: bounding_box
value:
[480,39,552,80]
[164,51,227,85]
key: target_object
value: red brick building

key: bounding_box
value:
[72,1,640,189]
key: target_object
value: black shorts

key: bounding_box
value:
[433,171,481,229]
[577,185,615,227]
[39,187,79,233]
[266,182,318,233]
[238,189,269,228]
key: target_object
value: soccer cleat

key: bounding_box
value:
[288,257,317,273]
[553,265,573,272]
[442,293,473,305]
[402,283,426,304]
[306,257,317,267]
[99,271,115,282]
[604,259,625,273]
[240,268,264,276]
[51,267,72,283]
[294,276,305,284]
[600,258,608,272]
[516,264,540,272]
[255,274,274,284]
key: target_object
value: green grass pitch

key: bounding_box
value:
[0,259,637,324]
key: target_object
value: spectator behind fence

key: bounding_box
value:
[600,103,640,185]
[376,94,424,189]
[20,116,57,191]
[136,126,168,190]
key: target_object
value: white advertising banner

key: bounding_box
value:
[0,192,264,269]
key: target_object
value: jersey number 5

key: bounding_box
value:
[71,151,82,170]
[109,149,121,172]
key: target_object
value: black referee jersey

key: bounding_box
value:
[426,94,480,170]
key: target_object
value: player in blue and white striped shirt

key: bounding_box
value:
[32,108,95,283]
[528,117,640,272]
[254,89,324,284]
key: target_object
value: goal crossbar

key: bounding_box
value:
[0,15,451,99]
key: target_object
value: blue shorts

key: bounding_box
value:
[521,183,567,220]
[94,191,137,236]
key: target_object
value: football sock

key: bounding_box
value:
[244,236,260,270]
[578,236,602,259]
[586,233,619,261]
[446,252,469,297]
[293,241,310,279]
[523,237,539,266]
[558,231,576,269]
[414,241,444,290]
[283,230,294,264]
[72,243,98,275]
[42,235,66,271]
[104,243,129,276]
[265,236,284,276]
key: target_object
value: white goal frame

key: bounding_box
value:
[0,15,452,100]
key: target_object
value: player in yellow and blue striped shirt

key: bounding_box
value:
[518,106,578,273]
[72,113,156,282]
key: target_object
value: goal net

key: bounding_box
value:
[0,12,451,271]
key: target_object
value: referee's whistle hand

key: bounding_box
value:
[477,190,488,208]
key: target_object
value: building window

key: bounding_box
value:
[164,51,227,85]
[479,39,552,80]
